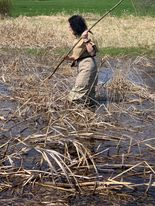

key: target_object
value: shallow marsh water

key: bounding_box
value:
[0,56,155,206]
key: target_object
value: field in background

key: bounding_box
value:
[11,0,155,17]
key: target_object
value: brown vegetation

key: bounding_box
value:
[0,14,155,205]
[0,48,154,205]
[0,15,155,48]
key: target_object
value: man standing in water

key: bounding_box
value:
[64,15,98,108]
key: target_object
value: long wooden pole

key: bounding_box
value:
[44,0,125,81]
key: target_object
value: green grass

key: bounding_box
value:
[2,46,154,62]
[11,0,155,17]
[54,45,155,58]
[19,46,155,58]
[100,46,155,57]
[55,46,155,58]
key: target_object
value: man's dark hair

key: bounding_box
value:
[68,15,88,36]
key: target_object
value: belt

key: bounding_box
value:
[71,55,95,67]
[77,55,95,62]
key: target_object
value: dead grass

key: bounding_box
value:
[0,15,155,49]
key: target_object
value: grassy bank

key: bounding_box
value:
[11,0,155,17]
[2,46,155,60]
[100,46,155,57]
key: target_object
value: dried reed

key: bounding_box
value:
[0,15,155,49]
[0,20,155,204]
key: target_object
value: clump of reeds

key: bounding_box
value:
[100,58,154,105]
[106,69,133,103]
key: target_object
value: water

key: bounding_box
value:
[0,58,155,206]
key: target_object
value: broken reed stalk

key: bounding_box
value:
[1,137,155,194]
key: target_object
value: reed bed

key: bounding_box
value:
[0,48,154,205]
[0,15,155,49]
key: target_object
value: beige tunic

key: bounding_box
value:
[71,37,97,60]
[68,37,98,104]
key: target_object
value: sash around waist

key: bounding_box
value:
[71,55,96,67]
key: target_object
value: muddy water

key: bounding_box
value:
[89,59,155,205]
[0,58,155,205]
